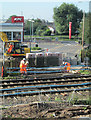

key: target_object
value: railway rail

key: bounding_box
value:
[1,74,91,88]
[0,74,91,97]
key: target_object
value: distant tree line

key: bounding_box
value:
[24,19,51,36]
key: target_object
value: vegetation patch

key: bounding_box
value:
[79,70,91,75]
[31,47,42,50]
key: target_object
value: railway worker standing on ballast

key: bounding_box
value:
[20,58,28,74]
[63,62,71,72]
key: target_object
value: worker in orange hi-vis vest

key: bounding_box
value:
[63,62,71,72]
[20,58,28,74]
[8,43,14,53]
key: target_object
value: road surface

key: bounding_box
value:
[32,41,82,58]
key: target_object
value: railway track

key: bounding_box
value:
[1,75,91,88]
[0,74,91,97]
[1,74,91,86]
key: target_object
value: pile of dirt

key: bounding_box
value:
[2,102,91,119]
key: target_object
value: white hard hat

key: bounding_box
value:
[23,58,26,61]
[26,61,28,64]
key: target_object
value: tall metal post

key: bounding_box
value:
[69,22,72,39]
[21,31,23,42]
[11,32,13,40]
[3,41,5,67]
[1,41,5,77]
[82,11,85,50]
[30,21,31,52]
[32,21,34,42]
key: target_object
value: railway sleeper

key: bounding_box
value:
[1,82,91,94]
[1,75,91,83]
[1,87,91,97]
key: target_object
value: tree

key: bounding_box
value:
[79,13,91,64]
[89,13,91,45]
[24,18,50,36]
[86,12,91,64]
[79,13,89,44]
[34,19,51,36]
[6,15,17,23]
[53,3,83,35]
[41,29,51,36]
[33,19,42,34]
[24,19,42,35]
[35,24,51,36]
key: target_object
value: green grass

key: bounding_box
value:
[24,35,77,41]
[79,70,91,75]
[67,93,91,105]
[24,35,75,38]
[55,96,61,102]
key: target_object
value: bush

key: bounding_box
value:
[31,47,41,50]
[79,70,91,75]
[42,29,51,36]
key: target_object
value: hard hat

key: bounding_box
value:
[26,61,28,64]
[65,62,67,65]
[23,58,26,61]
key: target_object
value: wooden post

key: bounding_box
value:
[82,11,85,50]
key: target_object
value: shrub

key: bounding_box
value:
[31,47,41,50]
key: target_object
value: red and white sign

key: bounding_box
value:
[69,22,72,39]
[11,16,24,23]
